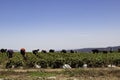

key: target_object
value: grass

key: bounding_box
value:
[27,68,120,78]
[0,75,5,78]
[28,71,57,77]
[0,68,120,80]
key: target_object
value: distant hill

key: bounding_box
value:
[73,46,120,53]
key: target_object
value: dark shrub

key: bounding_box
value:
[52,59,64,68]
[113,59,120,67]
[37,59,47,68]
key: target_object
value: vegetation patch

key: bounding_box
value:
[28,71,57,77]
[0,52,120,68]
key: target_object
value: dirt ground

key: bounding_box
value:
[0,68,120,80]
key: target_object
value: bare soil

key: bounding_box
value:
[0,68,120,80]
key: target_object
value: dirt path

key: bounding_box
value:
[0,67,120,72]
[0,68,64,72]
[0,68,120,80]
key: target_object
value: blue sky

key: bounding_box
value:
[0,0,120,51]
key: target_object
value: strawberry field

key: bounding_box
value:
[0,52,120,68]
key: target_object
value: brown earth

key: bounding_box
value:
[0,68,120,80]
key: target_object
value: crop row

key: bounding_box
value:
[0,52,120,68]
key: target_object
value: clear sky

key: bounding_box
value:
[0,0,120,51]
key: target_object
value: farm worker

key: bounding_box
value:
[20,48,26,60]
[7,49,14,58]
[32,49,39,55]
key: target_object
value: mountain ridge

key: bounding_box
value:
[73,46,120,53]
